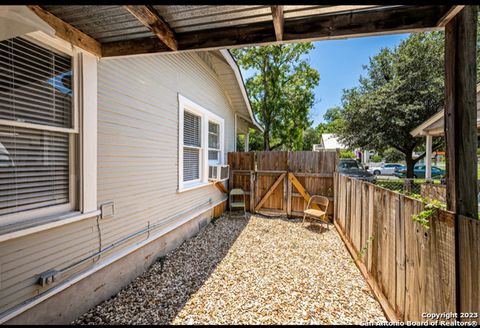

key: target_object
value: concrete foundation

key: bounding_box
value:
[5,202,226,325]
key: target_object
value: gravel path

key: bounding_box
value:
[73,214,386,325]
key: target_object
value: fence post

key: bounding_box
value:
[286,175,292,217]
[249,171,255,213]
[404,179,412,194]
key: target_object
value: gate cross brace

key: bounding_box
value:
[254,172,286,212]
[287,172,321,210]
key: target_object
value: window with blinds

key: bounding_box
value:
[178,95,224,191]
[0,37,72,128]
[0,36,74,218]
[208,121,220,163]
[183,110,201,182]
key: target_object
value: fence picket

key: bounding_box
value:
[332,172,473,322]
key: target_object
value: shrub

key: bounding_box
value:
[383,148,404,163]
[370,154,382,162]
[339,149,356,158]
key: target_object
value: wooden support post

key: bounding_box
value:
[444,5,478,320]
[444,5,478,219]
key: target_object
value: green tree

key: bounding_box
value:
[302,106,347,150]
[236,128,265,152]
[302,126,322,151]
[382,148,405,163]
[337,32,445,178]
[231,44,320,150]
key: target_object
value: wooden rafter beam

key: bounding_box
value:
[124,5,177,51]
[27,6,102,57]
[271,5,284,41]
[437,5,465,27]
[102,5,450,57]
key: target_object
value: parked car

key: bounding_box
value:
[367,163,405,175]
[337,158,376,182]
[393,164,446,179]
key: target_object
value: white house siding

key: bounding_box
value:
[96,52,233,247]
[0,51,234,316]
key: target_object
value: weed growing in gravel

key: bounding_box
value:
[157,256,166,272]
[211,216,221,226]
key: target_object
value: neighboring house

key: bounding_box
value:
[313,133,346,151]
[313,134,373,164]
[410,84,480,178]
[0,7,261,324]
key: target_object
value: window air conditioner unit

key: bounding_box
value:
[208,165,229,181]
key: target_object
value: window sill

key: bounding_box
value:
[177,181,214,193]
[0,210,101,243]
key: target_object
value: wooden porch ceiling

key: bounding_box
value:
[27,5,460,58]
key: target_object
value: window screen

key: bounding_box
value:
[183,110,201,182]
[208,121,220,162]
[0,36,73,217]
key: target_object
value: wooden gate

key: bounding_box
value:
[228,151,339,217]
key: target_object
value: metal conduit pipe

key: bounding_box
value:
[38,198,221,286]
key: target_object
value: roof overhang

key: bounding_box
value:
[22,5,457,58]
[410,110,445,137]
[410,84,480,137]
[220,49,264,132]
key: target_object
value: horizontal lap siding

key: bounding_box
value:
[0,52,235,315]
[97,53,234,246]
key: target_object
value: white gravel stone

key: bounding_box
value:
[72,214,386,325]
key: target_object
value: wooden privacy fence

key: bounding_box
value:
[333,172,480,323]
[228,151,338,217]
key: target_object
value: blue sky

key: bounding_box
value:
[240,33,410,126]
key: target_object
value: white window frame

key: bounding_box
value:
[178,94,224,192]
[208,120,222,165]
[0,31,98,231]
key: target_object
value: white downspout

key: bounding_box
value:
[245,131,249,152]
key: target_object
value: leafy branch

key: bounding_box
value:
[409,194,446,229]
[357,235,375,261]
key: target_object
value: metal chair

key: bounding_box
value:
[302,195,330,229]
[229,188,247,219]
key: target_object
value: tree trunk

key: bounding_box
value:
[405,153,415,179]
[263,127,270,151]
[262,57,270,151]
